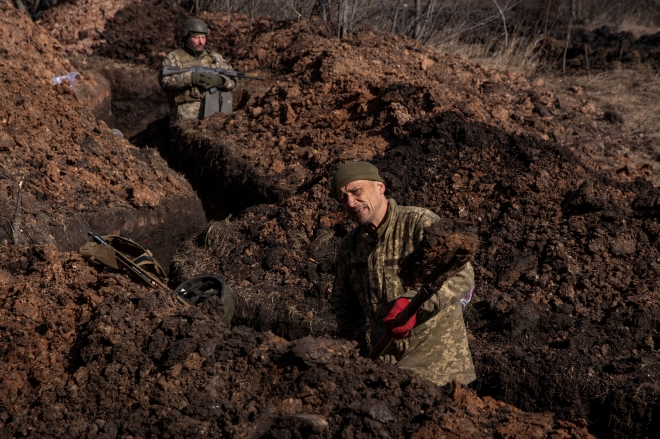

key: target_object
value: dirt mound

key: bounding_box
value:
[37,0,654,208]
[170,109,660,438]
[544,25,660,71]
[2,1,659,437]
[39,0,136,57]
[155,23,653,221]
[378,111,660,439]
[54,5,656,436]
[0,1,205,264]
[0,243,594,438]
[0,0,71,78]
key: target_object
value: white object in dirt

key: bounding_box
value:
[51,71,79,93]
[461,284,475,312]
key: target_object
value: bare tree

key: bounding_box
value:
[414,0,422,39]
[338,0,351,37]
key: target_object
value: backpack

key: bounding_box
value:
[79,235,169,289]
[80,235,235,323]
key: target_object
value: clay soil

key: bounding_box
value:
[1,0,660,438]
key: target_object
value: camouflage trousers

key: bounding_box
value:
[382,302,476,386]
[170,101,203,125]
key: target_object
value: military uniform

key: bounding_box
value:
[331,198,476,386]
[159,47,236,125]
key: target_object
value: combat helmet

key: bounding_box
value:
[174,274,235,324]
[180,18,208,39]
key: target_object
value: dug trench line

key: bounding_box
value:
[159,108,660,439]
[88,51,660,437]
[0,2,619,436]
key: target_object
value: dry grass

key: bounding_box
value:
[170,243,218,283]
[616,22,660,38]
[169,218,238,283]
[542,66,660,185]
[308,230,336,258]
[204,217,236,258]
[578,7,660,37]
[436,34,545,75]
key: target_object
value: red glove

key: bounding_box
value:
[383,297,416,339]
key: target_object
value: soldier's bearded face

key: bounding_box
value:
[338,180,388,229]
[186,35,207,53]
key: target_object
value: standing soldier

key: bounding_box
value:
[330,161,476,386]
[159,18,236,124]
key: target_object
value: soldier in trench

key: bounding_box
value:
[159,18,236,125]
[330,161,476,386]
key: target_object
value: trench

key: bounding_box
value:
[71,53,278,222]
[82,59,333,344]
[131,116,284,221]
[80,56,660,439]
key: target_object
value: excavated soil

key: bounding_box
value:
[396,219,480,290]
[544,25,660,71]
[2,0,660,438]
[170,110,660,439]
[0,244,593,438]
[0,0,206,265]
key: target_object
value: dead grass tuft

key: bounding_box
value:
[308,230,336,256]
[169,218,239,283]
[436,34,545,75]
[170,242,219,284]
[204,217,236,258]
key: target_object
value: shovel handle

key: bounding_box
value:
[368,287,434,360]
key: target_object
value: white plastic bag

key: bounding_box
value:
[461,284,475,312]
[51,71,79,93]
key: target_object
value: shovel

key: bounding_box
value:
[368,218,479,360]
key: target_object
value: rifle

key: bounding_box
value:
[87,231,196,308]
[161,65,265,82]
[161,66,264,116]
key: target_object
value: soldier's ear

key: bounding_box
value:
[376,181,386,195]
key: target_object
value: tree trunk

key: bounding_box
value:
[338,0,351,38]
[414,0,422,40]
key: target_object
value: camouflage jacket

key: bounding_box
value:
[159,47,236,124]
[331,198,476,385]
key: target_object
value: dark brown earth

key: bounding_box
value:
[0,244,593,438]
[2,0,660,438]
[544,25,660,71]
[397,219,480,290]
